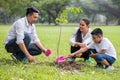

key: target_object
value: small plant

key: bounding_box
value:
[55,7,82,57]
[55,7,83,24]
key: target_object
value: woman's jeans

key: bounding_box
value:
[5,33,42,61]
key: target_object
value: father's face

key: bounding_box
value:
[28,12,39,24]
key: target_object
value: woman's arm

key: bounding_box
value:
[69,47,88,57]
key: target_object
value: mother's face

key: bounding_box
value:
[79,20,89,32]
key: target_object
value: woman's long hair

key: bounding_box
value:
[76,29,82,43]
[75,18,90,43]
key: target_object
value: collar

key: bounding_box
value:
[25,17,33,27]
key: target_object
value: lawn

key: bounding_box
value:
[0,25,120,80]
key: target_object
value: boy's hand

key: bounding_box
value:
[90,51,95,58]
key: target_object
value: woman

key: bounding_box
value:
[68,18,93,62]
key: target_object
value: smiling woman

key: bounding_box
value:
[68,18,93,62]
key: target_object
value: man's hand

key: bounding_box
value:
[18,43,35,62]
[43,48,47,53]
[27,55,35,62]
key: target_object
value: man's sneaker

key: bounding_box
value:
[23,57,28,62]
[104,66,114,70]
[11,54,17,62]
[67,57,75,62]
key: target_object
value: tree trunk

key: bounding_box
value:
[3,15,8,24]
[118,18,120,25]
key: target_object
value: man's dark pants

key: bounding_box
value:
[5,33,42,61]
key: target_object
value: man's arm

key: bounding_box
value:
[13,20,34,62]
[35,41,47,53]
[31,25,47,52]
[18,43,34,62]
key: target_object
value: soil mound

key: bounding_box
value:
[54,61,86,70]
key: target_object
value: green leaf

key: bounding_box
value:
[55,7,82,24]
[55,18,60,24]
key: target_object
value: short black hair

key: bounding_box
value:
[26,7,39,16]
[91,28,103,36]
[81,18,90,26]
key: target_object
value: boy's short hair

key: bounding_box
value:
[91,28,103,36]
[26,7,39,16]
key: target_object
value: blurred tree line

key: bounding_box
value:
[0,0,120,25]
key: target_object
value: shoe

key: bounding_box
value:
[67,57,75,62]
[104,66,114,70]
[95,63,104,68]
[23,57,28,62]
[86,58,94,63]
[11,54,17,62]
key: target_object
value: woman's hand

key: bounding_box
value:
[68,54,75,57]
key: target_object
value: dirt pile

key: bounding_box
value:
[54,61,86,70]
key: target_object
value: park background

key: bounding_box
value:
[0,0,120,80]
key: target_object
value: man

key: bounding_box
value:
[4,7,51,62]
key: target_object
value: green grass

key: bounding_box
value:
[0,25,120,80]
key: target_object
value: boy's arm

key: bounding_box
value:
[90,49,106,58]
[97,49,106,54]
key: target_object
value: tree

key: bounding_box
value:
[94,0,120,25]
[71,0,101,23]
[71,0,120,25]
[0,0,32,24]
[32,0,71,25]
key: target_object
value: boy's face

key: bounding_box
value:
[92,34,102,43]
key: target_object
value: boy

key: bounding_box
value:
[69,28,116,70]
